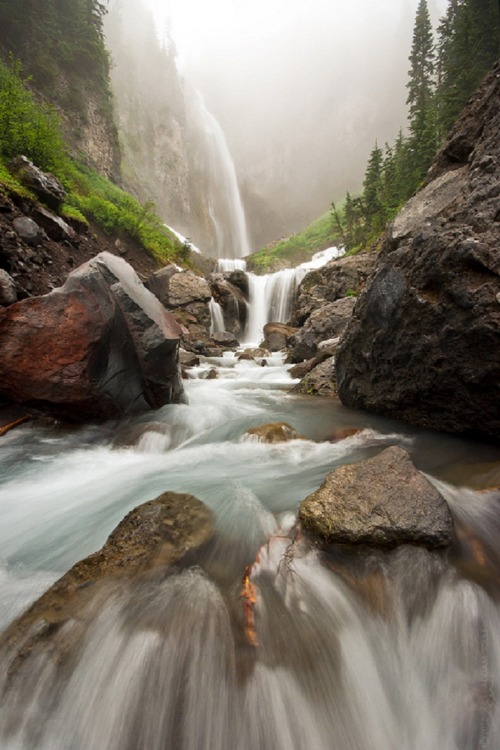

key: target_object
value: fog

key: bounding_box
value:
[139,0,447,235]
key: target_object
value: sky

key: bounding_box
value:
[141,0,450,234]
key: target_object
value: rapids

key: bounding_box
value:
[1,353,500,750]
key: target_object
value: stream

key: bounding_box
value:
[1,352,500,749]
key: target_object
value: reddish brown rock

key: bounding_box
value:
[0,252,184,420]
[243,422,304,443]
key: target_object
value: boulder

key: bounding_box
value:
[12,216,44,246]
[148,268,213,353]
[336,64,500,441]
[8,155,66,210]
[0,269,17,306]
[179,349,199,367]
[299,446,453,548]
[263,322,298,352]
[237,347,270,360]
[292,355,337,397]
[0,491,214,659]
[146,264,179,305]
[32,206,76,242]
[211,330,239,348]
[209,273,248,337]
[289,297,355,362]
[243,421,304,443]
[164,271,211,307]
[291,254,375,327]
[0,252,184,420]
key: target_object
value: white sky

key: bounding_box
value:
[140,0,450,229]
[145,0,448,70]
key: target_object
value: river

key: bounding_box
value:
[0,351,500,749]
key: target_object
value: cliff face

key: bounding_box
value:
[104,1,226,256]
[0,0,120,179]
[335,63,500,441]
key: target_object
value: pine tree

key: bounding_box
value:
[362,142,385,234]
[406,0,437,188]
[437,0,499,135]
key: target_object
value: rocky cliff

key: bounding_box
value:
[0,0,120,179]
[336,63,500,441]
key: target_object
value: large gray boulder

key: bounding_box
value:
[299,446,453,548]
[289,296,355,362]
[148,267,214,353]
[291,254,375,327]
[0,252,184,420]
[336,63,500,441]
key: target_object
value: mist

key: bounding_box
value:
[107,0,448,250]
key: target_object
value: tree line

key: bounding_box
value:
[0,0,111,111]
[333,0,499,251]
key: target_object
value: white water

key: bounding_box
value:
[213,247,346,344]
[1,355,500,749]
[217,259,247,272]
[209,297,225,335]
[194,92,251,259]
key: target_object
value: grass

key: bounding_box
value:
[247,209,344,274]
[0,55,189,268]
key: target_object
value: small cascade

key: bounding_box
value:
[243,270,300,344]
[217,259,247,273]
[193,92,251,259]
[209,298,225,335]
[210,247,346,344]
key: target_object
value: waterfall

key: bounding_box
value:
[194,92,251,260]
[210,247,346,344]
[2,354,500,750]
[209,298,225,335]
[244,269,299,344]
[217,259,247,272]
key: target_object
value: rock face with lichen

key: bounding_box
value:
[336,63,500,441]
[299,446,453,549]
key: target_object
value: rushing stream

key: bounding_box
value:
[1,352,500,749]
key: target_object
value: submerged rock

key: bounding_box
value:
[0,491,214,662]
[0,252,184,420]
[336,63,500,441]
[299,446,453,549]
[243,422,304,443]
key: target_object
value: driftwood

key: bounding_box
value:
[0,415,31,437]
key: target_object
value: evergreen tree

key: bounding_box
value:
[362,142,385,234]
[406,0,437,188]
[437,0,499,135]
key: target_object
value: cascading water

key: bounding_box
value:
[193,92,251,259]
[1,354,500,750]
[211,247,346,344]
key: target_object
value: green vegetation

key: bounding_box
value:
[0,55,186,266]
[247,210,344,273]
[0,0,111,110]
[335,0,499,253]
